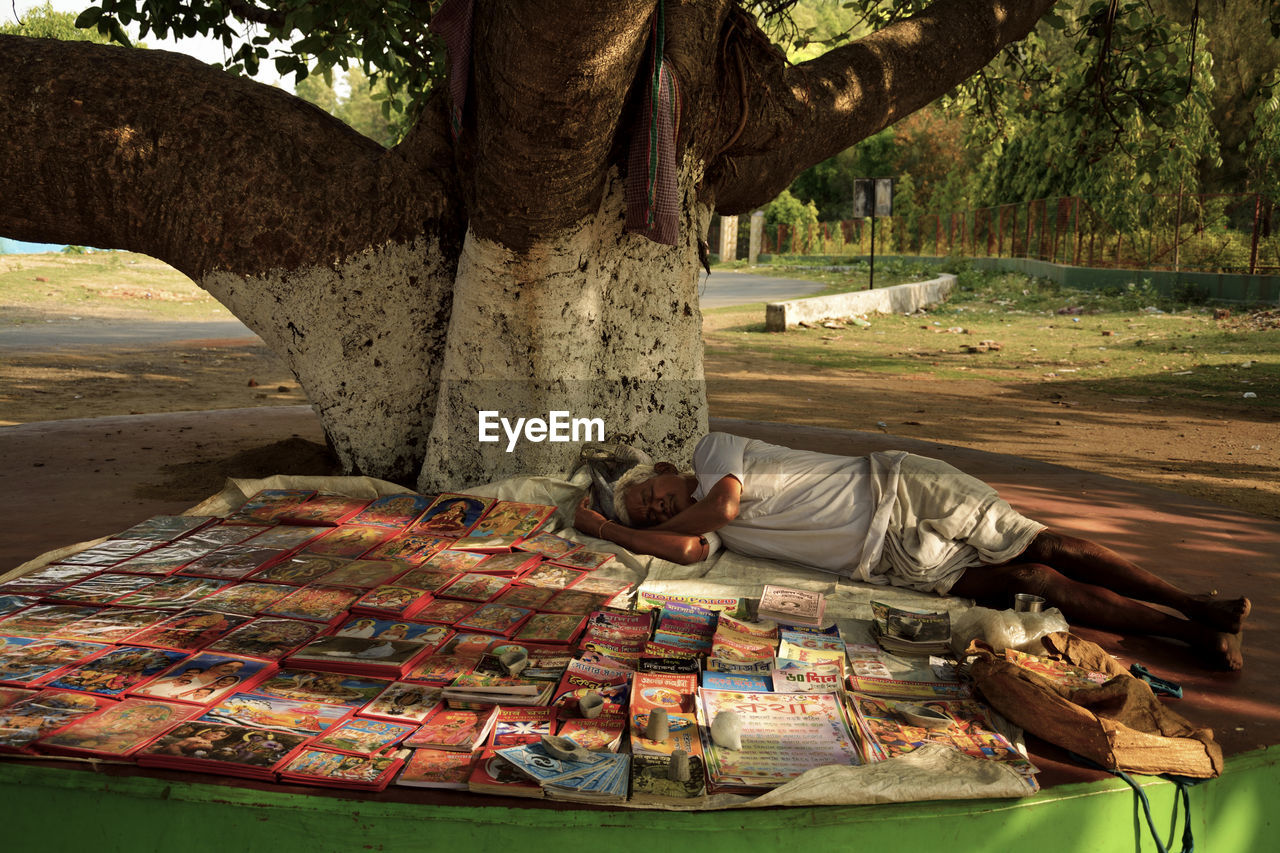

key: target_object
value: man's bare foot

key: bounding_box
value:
[1209,630,1244,671]
[1189,595,1251,634]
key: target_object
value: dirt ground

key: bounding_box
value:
[2,321,1277,520]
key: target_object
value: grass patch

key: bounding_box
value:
[0,252,230,324]
[705,265,1280,409]
[728,258,941,296]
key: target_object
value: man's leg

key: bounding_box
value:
[949,559,1244,670]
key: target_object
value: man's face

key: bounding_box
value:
[624,468,692,527]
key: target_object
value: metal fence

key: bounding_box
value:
[755,193,1277,275]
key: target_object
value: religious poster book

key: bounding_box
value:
[45,573,157,606]
[127,608,252,653]
[187,524,271,548]
[278,748,403,791]
[491,585,557,611]
[349,584,435,620]
[136,720,308,780]
[240,525,327,551]
[57,539,159,568]
[556,716,625,753]
[46,645,189,697]
[300,525,399,560]
[0,595,36,619]
[348,494,435,530]
[541,589,613,615]
[114,577,226,610]
[486,705,556,747]
[629,671,704,759]
[395,747,475,789]
[1002,648,1111,691]
[410,493,496,538]
[283,635,436,678]
[1,565,101,597]
[36,697,202,759]
[110,542,219,576]
[512,613,587,646]
[358,682,443,724]
[228,489,318,524]
[411,598,478,626]
[697,688,862,793]
[451,602,533,638]
[518,564,584,591]
[314,558,409,591]
[0,636,108,686]
[261,585,362,625]
[468,500,557,544]
[253,668,392,710]
[404,704,499,752]
[548,548,614,571]
[401,653,478,687]
[870,600,952,655]
[361,533,452,566]
[131,652,275,705]
[176,544,290,582]
[193,582,295,617]
[458,551,538,576]
[308,716,415,756]
[551,658,630,718]
[637,656,702,675]
[394,568,466,593]
[443,671,555,707]
[204,617,324,662]
[112,515,218,543]
[435,572,510,603]
[250,554,352,587]
[332,617,453,646]
[273,495,372,527]
[0,604,103,639]
[420,549,490,575]
[757,584,825,628]
[845,692,1038,783]
[0,688,114,754]
[513,531,582,560]
[50,607,169,646]
[467,748,545,798]
[200,691,352,736]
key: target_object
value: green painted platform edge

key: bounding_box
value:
[2,747,1276,852]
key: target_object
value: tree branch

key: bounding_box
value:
[709,0,1060,213]
[0,35,460,279]
[223,0,288,29]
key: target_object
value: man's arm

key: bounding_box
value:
[573,497,709,565]
[654,474,741,536]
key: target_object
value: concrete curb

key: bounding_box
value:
[764,274,957,331]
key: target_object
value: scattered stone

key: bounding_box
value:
[710,711,743,750]
[1101,330,1114,336]
[247,378,259,387]
[34,276,48,282]
[1214,308,1231,320]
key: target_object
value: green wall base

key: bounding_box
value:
[3,748,1275,853]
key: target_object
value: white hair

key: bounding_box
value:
[612,464,658,526]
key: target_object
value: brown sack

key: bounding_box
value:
[967,632,1223,778]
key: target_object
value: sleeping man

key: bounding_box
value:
[573,432,1249,670]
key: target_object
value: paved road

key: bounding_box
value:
[0,269,820,348]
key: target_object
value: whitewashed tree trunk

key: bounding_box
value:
[419,165,711,491]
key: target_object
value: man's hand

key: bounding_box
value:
[573,494,607,538]
[571,494,708,565]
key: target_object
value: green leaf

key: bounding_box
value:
[74,8,104,29]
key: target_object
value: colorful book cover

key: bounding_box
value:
[359,682,442,723]
[487,705,556,747]
[250,554,351,586]
[468,500,556,541]
[110,542,218,576]
[131,652,273,705]
[630,671,702,758]
[556,716,624,752]
[0,636,107,685]
[348,494,435,530]
[300,525,398,560]
[127,608,252,652]
[551,658,630,717]
[46,645,188,696]
[45,573,157,605]
[350,584,434,618]
[285,635,433,674]
[396,747,475,789]
[51,607,171,645]
[460,552,537,575]
[634,589,742,613]
[492,585,557,610]
[452,603,532,637]
[467,748,544,798]
[0,689,113,752]
[240,525,327,550]
[548,548,614,571]
[204,617,323,661]
[0,604,103,639]
[513,613,586,646]
[136,720,307,776]
[310,717,415,755]
[771,662,843,694]
[176,544,289,581]
[410,493,496,538]
[37,698,201,757]
[57,539,158,568]
[0,565,101,596]
[114,577,225,610]
[262,585,361,624]
[253,668,391,709]
[187,524,269,547]
[392,568,461,592]
[513,531,582,559]
[228,489,318,523]
[361,533,452,566]
[565,575,632,596]
[701,671,773,692]
[200,691,350,735]
[0,595,37,619]
[314,558,409,590]
[411,598,478,625]
[278,748,402,789]
[519,564,584,590]
[420,549,489,574]
[401,653,477,687]
[333,618,452,646]
[436,573,509,603]
[541,589,611,615]
[111,515,217,542]
[193,582,295,616]
[274,495,372,527]
[405,705,498,752]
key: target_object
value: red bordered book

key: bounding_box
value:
[519,564,585,591]
[0,688,115,754]
[435,573,509,603]
[199,690,353,736]
[486,705,556,748]
[192,582,296,617]
[404,704,498,752]
[129,652,276,706]
[557,716,626,753]
[348,585,435,620]
[401,653,478,687]
[260,585,362,626]
[358,681,443,724]
[0,636,108,687]
[273,495,372,528]
[541,589,612,616]
[450,501,557,553]
[126,609,254,653]
[111,515,218,544]
[136,719,308,780]
[44,645,190,696]
[458,551,540,577]
[43,573,157,606]
[299,525,399,560]
[239,525,328,551]
[548,549,616,571]
[36,697,202,759]
[186,524,265,547]
[283,635,437,679]
[408,493,497,538]
[176,544,291,582]
[110,542,219,576]
[249,554,350,586]
[57,539,160,568]
[513,531,583,560]
[467,748,544,798]
[0,565,101,597]
[49,607,170,645]
[0,604,103,639]
[391,568,462,593]
[307,716,415,756]
[251,668,393,712]
[312,558,410,591]
[113,577,226,611]
[410,598,478,626]
[490,585,557,610]
[452,603,533,638]
[395,747,476,789]
[348,494,435,530]
[203,617,323,662]
[360,533,453,567]
[227,489,317,524]
[277,747,403,791]
[418,549,490,575]
[512,613,588,647]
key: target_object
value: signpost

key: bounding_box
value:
[853,178,895,290]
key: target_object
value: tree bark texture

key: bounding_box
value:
[0,0,1058,487]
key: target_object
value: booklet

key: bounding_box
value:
[0,689,114,753]
[358,682,442,724]
[131,652,274,705]
[37,698,201,758]
[200,691,352,736]
[395,747,475,789]
[410,493,496,538]
[136,720,308,779]
[0,636,108,686]
[309,716,415,755]
[278,748,403,790]
[45,645,189,696]
[203,617,323,661]
[348,494,434,530]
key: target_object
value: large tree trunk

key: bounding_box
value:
[0,0,1059,488]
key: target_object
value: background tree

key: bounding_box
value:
[0,0,1059,490]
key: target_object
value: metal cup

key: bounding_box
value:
[1013,593,1045,613]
